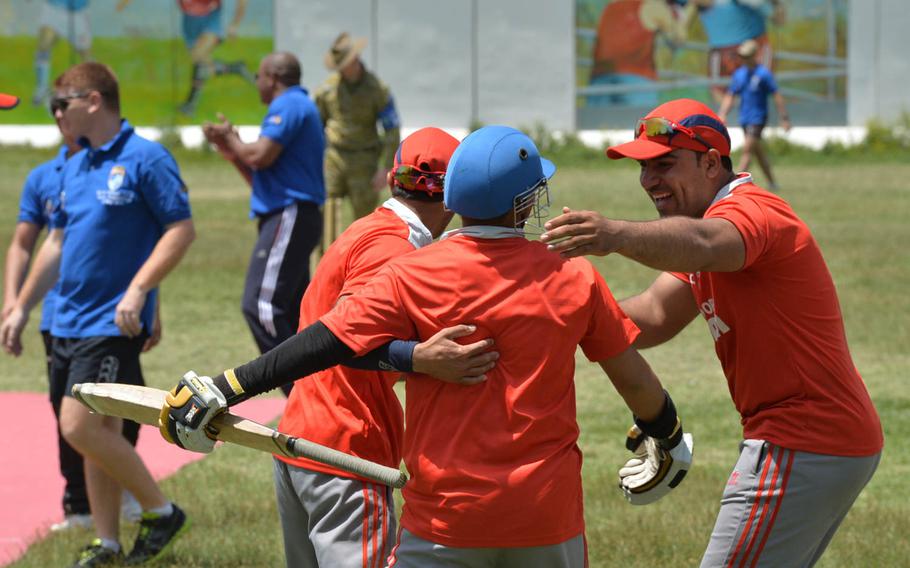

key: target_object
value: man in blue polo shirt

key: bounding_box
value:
[718,38,791,192]
[203,51,325,396]
[1,62,196,567]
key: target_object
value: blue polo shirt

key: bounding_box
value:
[252,85,325,217]
[729,64,778,126]
[17,145,70,332]
[50,120,192,338]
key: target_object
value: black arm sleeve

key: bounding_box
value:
[341,339,417,373]
[212,321,354,404]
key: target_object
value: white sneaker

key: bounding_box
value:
[121,490,143,523]
[50,513,92,532]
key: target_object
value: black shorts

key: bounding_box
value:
[52,334,148,399]
[743,124,766,138]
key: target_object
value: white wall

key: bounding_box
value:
[847,0,910,125]
[274,0,575,132]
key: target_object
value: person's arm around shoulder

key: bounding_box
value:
[620,272,699,349]
[541,207,745,273]
[0,228,63,356]
[2,222,42,321]
[115,219,195,338]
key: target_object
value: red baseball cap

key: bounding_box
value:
[390,127,461,195]
[0,92,20,110]
[606,98,731,160]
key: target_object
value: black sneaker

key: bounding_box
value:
[70,539,123,567]
[124,504,188,565]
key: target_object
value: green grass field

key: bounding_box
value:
[1,146,908,567]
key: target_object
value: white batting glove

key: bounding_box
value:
[618,423,693,505]
[159,371,227,453]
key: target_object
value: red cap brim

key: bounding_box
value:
[606,137,674,160]
[0,93,20,110]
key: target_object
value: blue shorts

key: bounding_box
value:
[182,8,223,49]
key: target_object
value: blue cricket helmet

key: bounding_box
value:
[444,126,556,219]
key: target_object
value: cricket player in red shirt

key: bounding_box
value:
[159,125,694,567]
[541,98,883,567]
[274,126,496,567]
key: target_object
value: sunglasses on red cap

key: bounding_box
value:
[636,117,713,152]
[390,165,445,193]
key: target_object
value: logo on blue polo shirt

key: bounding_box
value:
[96,165,137,206]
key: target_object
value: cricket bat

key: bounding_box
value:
[72,383,408,488]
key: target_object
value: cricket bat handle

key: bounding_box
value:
[215,412,409,488]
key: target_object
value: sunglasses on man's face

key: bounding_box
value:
[391,165,445,193]
[49,92,91,115]
[636,116,713,152]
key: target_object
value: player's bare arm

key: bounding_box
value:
[225,129,284,170]
[598,346,694,505]
[2,222,41,320]
[115,219,195,338]
[227,0,248,38]
[774,92,791,131]
[542,207,745,273]
[0,228,63,355]
[620,272,699,349]
[718,92,735,124]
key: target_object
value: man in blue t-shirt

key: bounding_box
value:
[719,38,791,192]
[0,62,196,566]
[202,51,325,395]
[2,116,100,532]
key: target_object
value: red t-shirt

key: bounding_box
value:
[672,176,882,456]
[177,0,220,17]
[277,203,433,478]
[321,230,639,547]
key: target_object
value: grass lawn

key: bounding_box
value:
[1,147,907,567]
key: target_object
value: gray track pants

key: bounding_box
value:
[700,439,880,568]
[274,458,397,568]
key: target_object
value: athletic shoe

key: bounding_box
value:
[124,504,188,565]
[70,539,123,567]
[121,491,143,523]
[51,513,93,532]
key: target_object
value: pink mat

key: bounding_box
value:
[0,392,286,566]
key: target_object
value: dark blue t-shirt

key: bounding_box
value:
[17,145,69,331]
[729,64,778,126]
[51,120,192,338]
[252,85,326,216]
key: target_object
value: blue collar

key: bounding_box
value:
[79,119,134,154]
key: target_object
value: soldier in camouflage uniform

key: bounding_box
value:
[316,32,401,246]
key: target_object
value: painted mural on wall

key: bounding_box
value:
[576,0,848,128]
[0,0,273,125]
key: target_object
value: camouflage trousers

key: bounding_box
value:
[323,146,382,243]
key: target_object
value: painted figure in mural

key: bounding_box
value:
[686,0,785,102]
[32,0,93,107]
[588,0,698,107]
[116,0,256,116]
